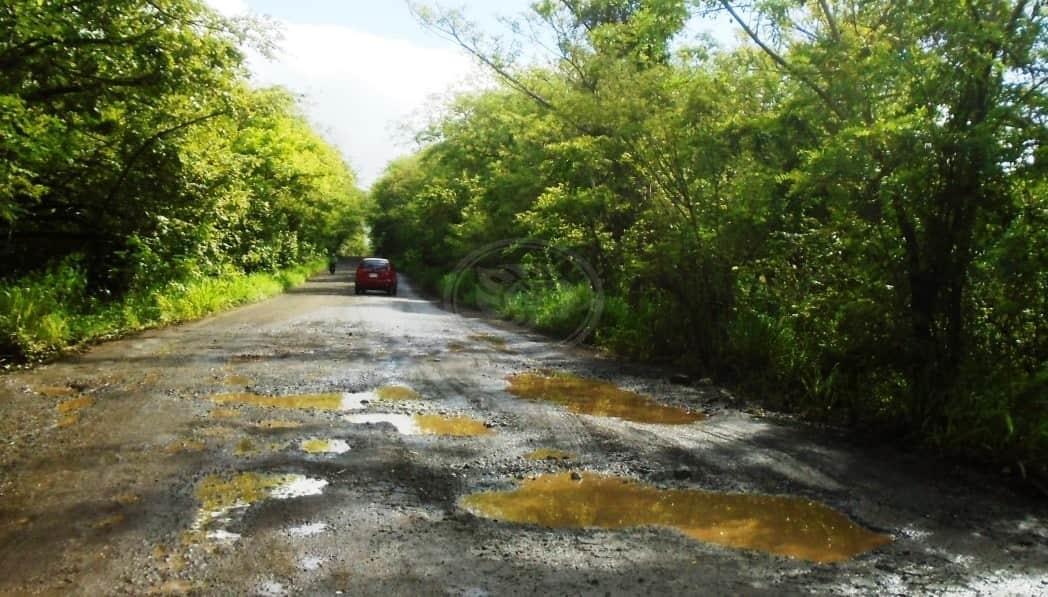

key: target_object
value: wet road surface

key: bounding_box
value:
[1,268,1046,595]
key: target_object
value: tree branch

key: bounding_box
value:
[717,1,846,121]
[817,0,841,41]
[105,110,229,204]
[409,3,606,136]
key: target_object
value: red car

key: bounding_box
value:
[355,258,398,295]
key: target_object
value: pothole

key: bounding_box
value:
[187,472,328,545]
[224,374,252,386]
[254,420,304,430]
[375,384,422,401]
[300,438,350,455]
[460,472,890,563]
[506,372,703,424]
[344,413,493,437]
[211,392,356,411]
[211,386,422,412]
[33,385,79,398]
[56,395,95,428]
[415,414,493,437]
[235,438,285,457]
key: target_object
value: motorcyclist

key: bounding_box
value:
[328,254,337,275]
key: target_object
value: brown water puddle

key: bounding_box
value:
[416,414,493,437]
[57,395,93,412]
[375,385,422,401]
[34,385,78,398]
[210,392,344,411]
[254,420,304,430]
[460,473,890,563]
[187,472,327,545]
[506,373,703,424]
[526,449,574,461]
[301,438,351,454]
[343,413,494,437]
[56,395,95,428]
[224,374,252,386]
[235,439,257,456]
[235,438,285,457]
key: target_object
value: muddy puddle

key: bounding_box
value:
[254,420,304,430]
[211,392,345,411]
[340,384,423,408]
[188,472,328,544]
[56,395,95,427]
[34,384,79,398]
[506,372,703,424]
[344,413,493,437]
[235,438,285,457]
[224,374,252,386]
[211,385,421,413]
[460,472,890,563]
[375,385,421,401]
[301,438,350,454]
[526,449,574,461]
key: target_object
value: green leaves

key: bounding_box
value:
[388,0,1047,472]
[1,1,366,359]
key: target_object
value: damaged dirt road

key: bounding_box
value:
[1,268,1046,595]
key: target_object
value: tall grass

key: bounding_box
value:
[438,269,599,341]
[0,258,324,364]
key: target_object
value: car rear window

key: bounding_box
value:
[361,259,389,270]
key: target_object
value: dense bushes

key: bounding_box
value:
[0,0,367,362]
[0,258,323,359]
[374,1,1047,473]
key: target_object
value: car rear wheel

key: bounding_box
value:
[389,286,397,296]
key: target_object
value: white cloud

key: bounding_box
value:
[204,1,480,187]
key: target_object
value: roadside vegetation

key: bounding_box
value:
[371,1,1048,477]
[0,1,368,364]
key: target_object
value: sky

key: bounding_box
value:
[205,1,736,188]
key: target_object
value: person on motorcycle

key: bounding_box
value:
[328,254,337,275]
